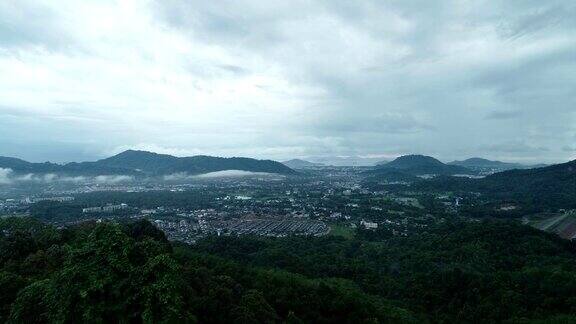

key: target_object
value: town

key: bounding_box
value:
[1,164,573,245]
[0,167,462,243]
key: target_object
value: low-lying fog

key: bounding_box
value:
[0,168,283,186]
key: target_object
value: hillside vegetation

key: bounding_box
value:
[3,217,576,323]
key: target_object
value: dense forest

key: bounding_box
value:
[0,217,416,323]
[195,222,576,323]
[2,216,576,323]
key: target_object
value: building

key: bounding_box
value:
[28,196,75,204]
[360,220,378,229]
[83,203,128,213]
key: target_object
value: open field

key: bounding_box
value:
[329,224,355,239]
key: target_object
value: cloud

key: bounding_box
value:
[0,168,13,184]
[196,170,280,178]
[43,174,57,183]
[15,173,34,182]
[94,175,133,184]
[482,141,550,154]
[59,176,88,183]
[14,173,60,183]
[0,172,131,185]
[485,110,523,120]
[163,170,282,180]
[163,172,192,181]
[0,0,574,164]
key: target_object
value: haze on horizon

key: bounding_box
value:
[0,0,575,164]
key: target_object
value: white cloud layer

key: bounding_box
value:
[0,0,575,163]
[0,169,134,185]
[163,170,282,181]
[0,169,280,186]
[0,168,13,184]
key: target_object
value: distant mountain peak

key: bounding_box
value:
[387,155,445,166]
[374,154,472,175]
[282,159,324,168]
[105,150,174,159]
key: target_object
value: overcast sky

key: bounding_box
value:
[0,0,575,164]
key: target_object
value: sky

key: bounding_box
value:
[0,0,575,164]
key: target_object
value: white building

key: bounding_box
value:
[360,220,378,229]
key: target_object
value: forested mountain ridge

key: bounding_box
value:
[413,159,576,211]
[482,159,576,202]
[4,217,576,323]
[95,150,297,175]
[449,157,546,171]
[0,156,64,173]
[0,150,296,177]
[195,220,576,323]
[0,156,140,176]
[449,157,523,169]
[368,155,473,177]
[0,217,417,323]
[281,159,324,169]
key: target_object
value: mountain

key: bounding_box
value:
[376,160,390,166]
[306,156,385,166]
[371,155,473,176]
[0,156,77,173]
[449,158,522,169]
[0,150,296,177]
[96,150,296,175]
[0,156,36,171]
[0,156,134,176]
[484,159,575,188]
[528,163,549,169]
[415,159,576,211]
[450,158,549,172]
[477,160,576,210]
[282,159,324,169]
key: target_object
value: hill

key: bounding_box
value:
[94,150,296,176]
[194,220,576,323]
[449,157,546,171]
[482,159,576,199]
[370,155,473,176]
[414,159,576,211]
[0,217,417,323]
[5,216,576,322]
[0,156,138,176]
[0,156,40,172]
[0,150,296,178]
[307,156,384,166]
[282,159,324,169]
[449,157,522,170]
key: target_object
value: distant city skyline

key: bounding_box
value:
[0,0,575,164]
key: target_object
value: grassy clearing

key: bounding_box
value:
[329,224,355,239]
